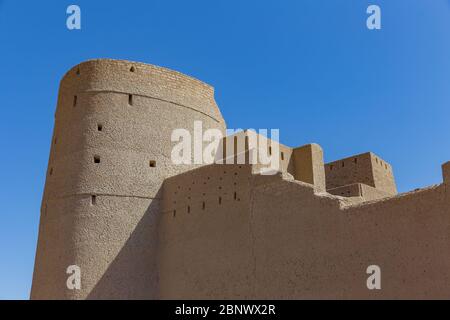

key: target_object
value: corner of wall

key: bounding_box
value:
[292,143,326,192]
[442,161,450,185]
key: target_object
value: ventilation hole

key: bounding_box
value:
[130,66,136,72]
[342,162,345,167]
[128,94,133,106]
[281,152,284,160]
[187,206,190,213]
[91,195,96,205]
[76,68,80,75]
[49,167,53,176]
[234,192,237,200]
[219,197,222,204]
[97,124,103,132]
[330,165,333,171]
[94,155,100,164]
[73,95,77,107]
[173,210,176,217]
[218,186,222,190]
[149,160,156,167]
[202,202,205,210]
[269,146,272,155]
[354,158,357,164]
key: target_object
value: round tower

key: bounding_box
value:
[31,59,226,299]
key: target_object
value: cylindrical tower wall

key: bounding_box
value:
[31,59,226,299]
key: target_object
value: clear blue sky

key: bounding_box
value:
[1,0,450,299]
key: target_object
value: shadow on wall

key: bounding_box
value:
[87,190,163,299]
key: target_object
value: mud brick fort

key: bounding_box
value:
[31,59,450,299]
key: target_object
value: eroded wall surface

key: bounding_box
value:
[161,164,450,299]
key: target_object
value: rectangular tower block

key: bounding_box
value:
[325,152,397,195]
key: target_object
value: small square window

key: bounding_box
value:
[94,155,100,164]
[149,160,156,167]
[97,124,103,131]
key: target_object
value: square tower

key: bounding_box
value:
[325,152,397,195]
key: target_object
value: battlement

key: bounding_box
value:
[325,152,397,196]
[214,130,325,191]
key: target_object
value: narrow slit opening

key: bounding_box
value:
[91,195,96,205]
[128,94,133,106]
[94,155,100,164]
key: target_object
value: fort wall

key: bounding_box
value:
[31,59,450,299]
[160,163,450,299]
